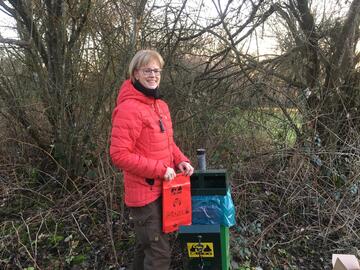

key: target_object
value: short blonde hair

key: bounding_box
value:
[128,49,164,82]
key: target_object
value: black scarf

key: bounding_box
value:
[133,79,161,99]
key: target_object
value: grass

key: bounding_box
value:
[229,107,301,147]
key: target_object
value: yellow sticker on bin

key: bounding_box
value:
[187,242,214,257]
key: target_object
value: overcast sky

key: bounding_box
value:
[0,0,352,55]
[0,5,16,39]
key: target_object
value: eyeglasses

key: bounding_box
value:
[140,68,162,76]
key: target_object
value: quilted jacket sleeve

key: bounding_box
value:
[110,102,167,179]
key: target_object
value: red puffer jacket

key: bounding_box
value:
[110,79,189,207]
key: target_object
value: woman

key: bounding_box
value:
[110,49,193,270]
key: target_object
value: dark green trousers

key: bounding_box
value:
[129,198,171,270]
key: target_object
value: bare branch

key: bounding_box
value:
[0,36,30,47]
[7,0,49,68]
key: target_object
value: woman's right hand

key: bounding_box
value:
[164,167,176,181]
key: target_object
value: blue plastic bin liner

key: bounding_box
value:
[191,189,236,227]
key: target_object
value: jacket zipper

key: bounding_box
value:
[153,100,173,167]
[153,101,165,133]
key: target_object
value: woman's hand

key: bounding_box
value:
[164,167,176,181]
[178,161,194,176]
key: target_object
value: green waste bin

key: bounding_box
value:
[178,169,232,270]
[179,224,230,270]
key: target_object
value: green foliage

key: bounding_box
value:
[65,254,86,265]
[49,234,64,246]
[232,221,262,262]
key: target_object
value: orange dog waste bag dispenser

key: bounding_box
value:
[162,174,192,233]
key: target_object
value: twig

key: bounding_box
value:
[71,213,93,247]
[12,219,42,270]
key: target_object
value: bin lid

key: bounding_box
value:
[179,224,221,234]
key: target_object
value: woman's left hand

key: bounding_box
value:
[178,161,194,176]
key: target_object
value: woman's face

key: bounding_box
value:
[134,59,162,89]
